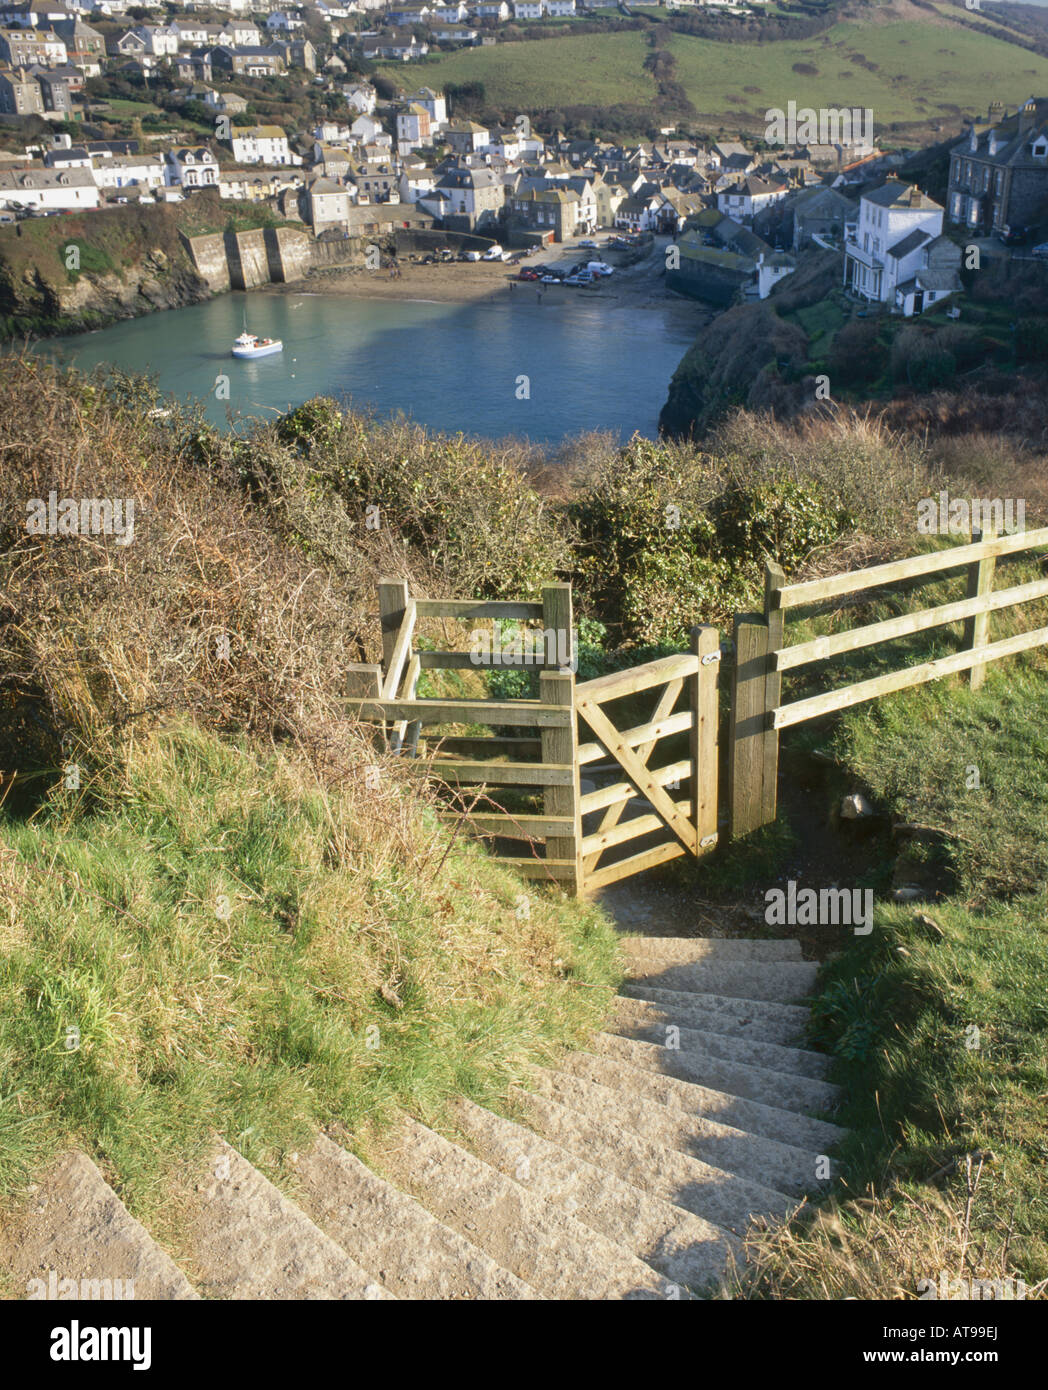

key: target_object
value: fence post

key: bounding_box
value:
[728,612,771,839]
[541,582,574,672]
[345,664,382,743]
[763,563,786,826]
[540,670,581,895]
[691,625,720,854]
[378,577,409,674]
[963,524,997,690]
[345,664,382,703]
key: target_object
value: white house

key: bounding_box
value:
[130,23,178,55]
[94,153,165,189]
[306,175,351,231]
[396,102,432,152]
[164,146,218,188]
[423,165,503,229]
[408,85,446,127]
[716,175,788,222]
[230,124,294,165]
[843,178,961,315]
[488,129,521,161]
[398,163,435,202]
[0,166,99,211]
[349,112,383,145]
[265,10,304,31]
[513,0,578,16]
[756,250,796,299]
[344,80,376,114]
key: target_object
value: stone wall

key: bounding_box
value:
[181,231,230,293]
[185,225,365,289]
[224,229,269,291]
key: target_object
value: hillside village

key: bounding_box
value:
[0,0,1046,318]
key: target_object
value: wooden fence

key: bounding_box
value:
[347,578,720,895]
[729,524,1048,836]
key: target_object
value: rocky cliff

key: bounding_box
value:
[0,200,220,338]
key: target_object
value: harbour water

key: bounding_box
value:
[36,286,699,443]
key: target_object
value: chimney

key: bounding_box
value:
[1019,98,1037,136]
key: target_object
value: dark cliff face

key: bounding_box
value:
[659,301,810,438]
[659,250,843,439]
[0,201,215,339]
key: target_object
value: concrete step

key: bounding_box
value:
[624,958,820,1003]
[560,1050,848,1153]
[609,1002,832,1080]
[372,1117,684,1300]
[592,1033,840,1115]
[616,985,811,1047]
[623,936,804,963]
[0,1152,197,1301]
[451,1097,738,1292]
[533,1066,833,1198]
[510,1085,798,1237]
[295,1134,539,1300]
[187,1141,394,1300]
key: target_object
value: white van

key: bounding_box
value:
[587,261,614,276]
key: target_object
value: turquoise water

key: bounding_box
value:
[37,287,699,443]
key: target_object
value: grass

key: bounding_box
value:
[668,19,1048,128]
[0,723,620,1237]
[379,30,657,109]
[385,14,1048,130]
[785,297,846,345]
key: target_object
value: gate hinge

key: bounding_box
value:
[699,833,719,849]
[700,651,722,666]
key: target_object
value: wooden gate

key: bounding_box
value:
[575,627,720,891]
[347,577,721,896]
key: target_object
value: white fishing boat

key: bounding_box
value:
[231,330,282,360]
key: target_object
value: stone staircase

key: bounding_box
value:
[1,936,843,1301]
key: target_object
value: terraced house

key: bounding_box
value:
[0,24,64,66]
[947,96,1048,237]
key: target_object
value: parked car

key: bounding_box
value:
[517,268,540,281]
[578,238,598,249]
[540,274,560,284]
[1031,242,1048,260]
[564,271,595,285]
[999,225,1027,246]
[459,249,482,262]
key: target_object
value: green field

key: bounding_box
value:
[384,15,1048,129]
[668,19,1048,126]
[381,30,656,110]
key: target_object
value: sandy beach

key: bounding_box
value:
[266,235,713,321]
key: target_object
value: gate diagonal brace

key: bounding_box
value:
[576,695,695,853]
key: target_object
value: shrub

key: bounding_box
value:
[829,318,887,386]
[710,476,847,574]
[266,402,569,601]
